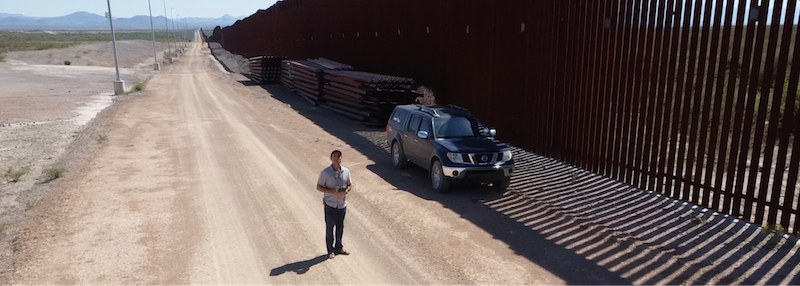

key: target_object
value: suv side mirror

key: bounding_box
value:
[490,129,497,137]
[417,131,429,139]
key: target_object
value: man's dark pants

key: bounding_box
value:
[324,205,346,254]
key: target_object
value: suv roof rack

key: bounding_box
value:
[418,105,440,117]
[446,104,472,115]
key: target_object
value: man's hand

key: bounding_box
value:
[344,185,352,195]
[329,187,344,196]
[318,184,341,195]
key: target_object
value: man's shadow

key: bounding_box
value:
[269,255,329,276]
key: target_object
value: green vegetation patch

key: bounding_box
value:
[0,40,77,55]
[0,30,194,56]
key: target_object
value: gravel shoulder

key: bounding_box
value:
[207,42,249,74]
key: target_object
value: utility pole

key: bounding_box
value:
[148,0,160,71]
[106,0,124,95]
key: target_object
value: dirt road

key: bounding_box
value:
[6,37,604,284]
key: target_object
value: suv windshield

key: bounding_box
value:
[435,117,484,138]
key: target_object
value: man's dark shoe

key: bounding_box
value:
[334,249,350,255]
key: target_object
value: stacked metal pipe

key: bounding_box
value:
[307,58,353,71]
[281,58,353,105]
[248,55,287,83]
[279,60,295,92]
[321,70,418,125]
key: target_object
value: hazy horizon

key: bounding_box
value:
[0,0,278,19]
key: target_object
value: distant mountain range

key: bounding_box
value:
[0,12,243,30]
[0,13,30,19]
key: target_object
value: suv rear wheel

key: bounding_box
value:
[391,141,407,168]
[430,160,451,193]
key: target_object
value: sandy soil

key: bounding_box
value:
[0,35,799,285]
[3,40,171,69]
[0,39,178,278]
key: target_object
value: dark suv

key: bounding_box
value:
[385,104,514,192]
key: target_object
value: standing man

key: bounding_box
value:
[317,150,352,259]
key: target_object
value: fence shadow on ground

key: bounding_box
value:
[499,150,800,285]
[240,79,800,285]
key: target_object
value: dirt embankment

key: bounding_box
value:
[207,42,249,74]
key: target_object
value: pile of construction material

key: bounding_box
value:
[308,58,353,71]
[321,70,419,125]
[279,60,295,91]
[248,56,287,83]
[280,58,353,104]
[276,58,418,125]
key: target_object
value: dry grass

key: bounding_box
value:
[3,167,28,183]
[0,41,77,54]
[0,30,191,59]
[41,166,66,183]
[416,86,437,105]
[96,134,108,144]
[125,83,145,95]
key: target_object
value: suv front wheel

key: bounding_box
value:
[430,160,451,193]
[493,177,511,191]
[391,141,407,168]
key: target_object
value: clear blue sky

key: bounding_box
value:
[0,0,278,18]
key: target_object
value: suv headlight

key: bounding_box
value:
[501,150,513,162]
[447,152,466,164]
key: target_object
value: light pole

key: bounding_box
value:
[184,18,189,45]
[176,14,181,49]
[183,17,187,47]
[163,0,172,63]
[181,17,186,47]
[182,17,187,47]
[148,0,159,71]
[184,18,189,46]
[106,0,124,95]
[171,8,177,54]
